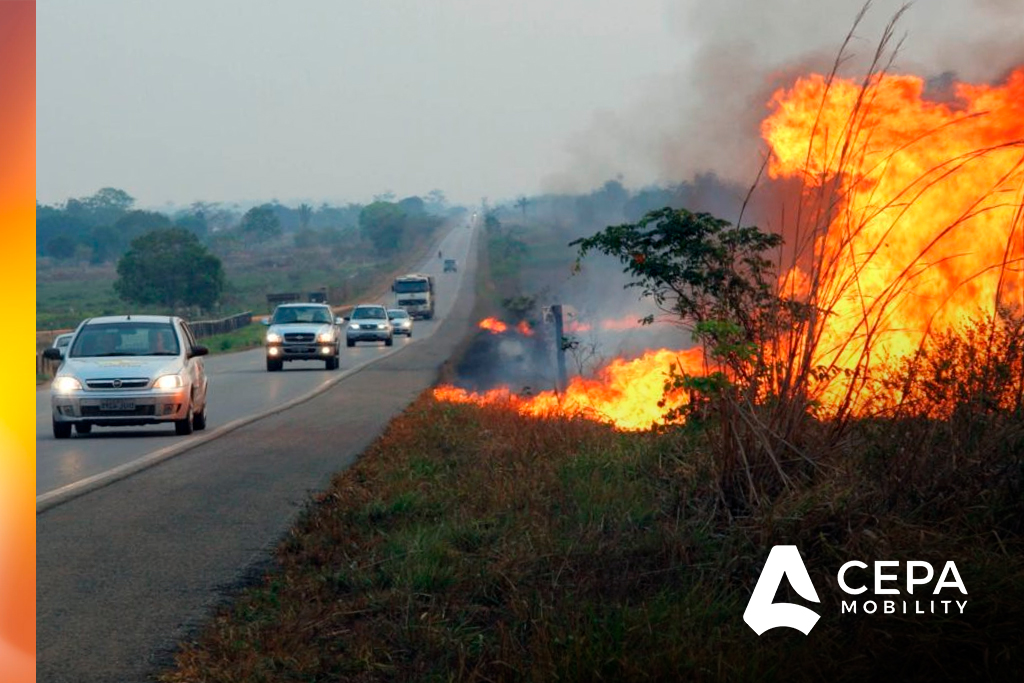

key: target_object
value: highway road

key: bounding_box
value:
[37,224,479,682]
[36,224,475,504]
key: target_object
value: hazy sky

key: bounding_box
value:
[38,0,1024,210]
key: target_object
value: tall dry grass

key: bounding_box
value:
[696,3,1024,513]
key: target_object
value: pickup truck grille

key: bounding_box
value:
[284,333,316,342]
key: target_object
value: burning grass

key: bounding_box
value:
[161,386,1024,682]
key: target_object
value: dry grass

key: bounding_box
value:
[160,387,1024,682]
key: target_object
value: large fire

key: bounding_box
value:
[433,348,706,431]
[765,67,1024,409]
[441,67,1023,429]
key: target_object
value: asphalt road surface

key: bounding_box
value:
[37,225,478,683]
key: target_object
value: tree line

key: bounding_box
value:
[39,187,452,313]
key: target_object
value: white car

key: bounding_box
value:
[264,303,342,371]
[44,315,209,438]
[387,308,413,337]
[51,332,74,356]
[345,304,394,346]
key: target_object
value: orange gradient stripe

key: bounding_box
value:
[0,2,36,681]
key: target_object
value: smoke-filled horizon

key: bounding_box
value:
[544,0,1024,197]
[40,1,1023,212]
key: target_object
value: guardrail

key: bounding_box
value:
[189,311,253,339]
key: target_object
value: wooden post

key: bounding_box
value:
[551,304,568,393]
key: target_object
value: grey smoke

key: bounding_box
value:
[544,0,1024,196]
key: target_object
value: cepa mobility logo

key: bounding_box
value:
[743,545,968,635]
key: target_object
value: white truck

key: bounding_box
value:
[392,273,436,319]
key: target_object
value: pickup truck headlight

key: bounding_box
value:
[52,376,83,394]
[317,331,335,343]
[266,332,282,343]
[154,374,184,389]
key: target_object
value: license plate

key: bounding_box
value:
[99,399,135,411]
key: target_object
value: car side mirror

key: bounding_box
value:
[43,348,63,361]
[343,316,350,322]
[335,317,344,325]
[190,345,209,358]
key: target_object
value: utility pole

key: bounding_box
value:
[551,304,568,393]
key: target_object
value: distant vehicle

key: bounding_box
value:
[387,308,413,337]
[263,303,342,372]
[50,332,74,357]
[43,315,209,438]
[443,258,457,273]
[345,304,394,347]
[392,273,435,319]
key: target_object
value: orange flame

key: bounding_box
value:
[478,317,508,334]
[516,320,534,336]
[434,348,706,431]
[763,67,1024,409]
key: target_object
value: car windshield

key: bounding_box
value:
[69,322,180,357]
[352,307,386,320]
[272,306,333,325]
[387,310,408,319]
[393,280,429,293]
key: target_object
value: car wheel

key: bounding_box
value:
[192,406,207,431]
[385,335,394,347]
[175,406,194,436]
[347,339,355,347]
[74,422,92,435]
[267,357,283,372]
[53,420,72,439]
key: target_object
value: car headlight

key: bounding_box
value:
[266,332,282,343]
[376,323,387,329]
[52,376,82,394]
[317,331,335,343]
[154,374,184,389]
[349,323,360,330]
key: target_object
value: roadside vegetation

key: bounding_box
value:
[37,190,458,331]
[162,373,1023,682]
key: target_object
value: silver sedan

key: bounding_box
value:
[45,315,210,438]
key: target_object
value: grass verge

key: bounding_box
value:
[160,395,1024,682]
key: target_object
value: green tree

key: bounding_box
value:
[173,208,208,238]
[37,205,90,255]
[359,201,406,255]
[239,205,282,241]
[45,233,78,260]
[89,225,122,263]
[571,207,784,347]
[115,209,173,244]
[66,187,135,227]
[297,203,313,229]
[114,228,224,311]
